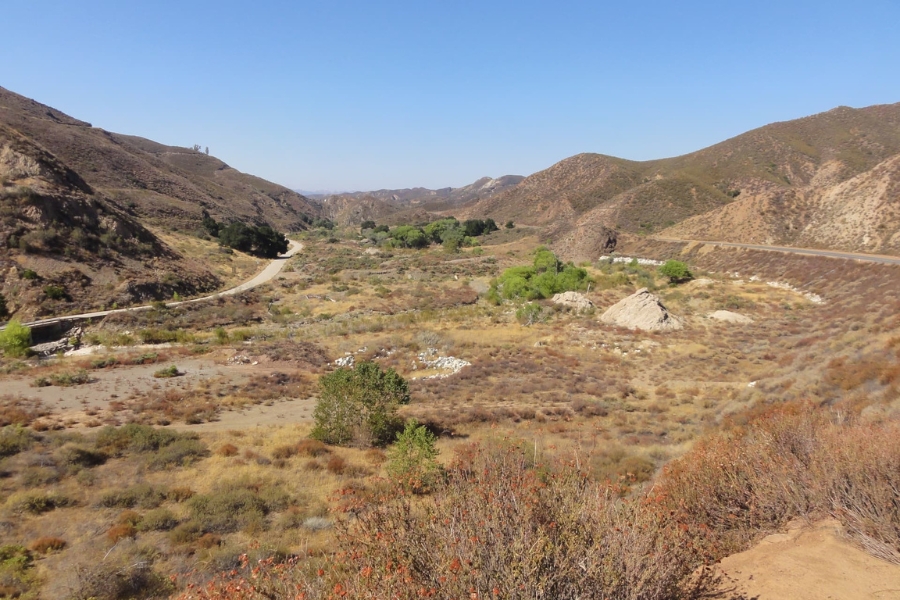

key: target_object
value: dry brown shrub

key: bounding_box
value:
[656,402,900,563]
[106,523,137,543]
[296,439,330,457]
[216,443,238,457]
[325,455,346,475]
[29,536,66,553]
[271,444,298,460]
[168,487,196,502]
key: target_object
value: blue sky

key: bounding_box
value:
[3,1,900,191]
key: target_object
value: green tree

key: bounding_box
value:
[658,260,693,283]
[0,320,32,358]
[251,225,289,258]
[311,361,410,447]
[505,220,514,229]
[0,293,8,319]
[360,220,376,233]
[218,222,254,252]
[386,420,442,493]
[389,226,428,249]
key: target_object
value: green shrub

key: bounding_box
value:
[490,247,591,301]
[658,260,693,283]
[515,302,546,326]
[42,284,66,300]
[32,369,91,387]
[20,269,38,280]
[0,320,31,358]
[138,508,179,531]
[188,479,290,534]
[153,365,180,378]
[311,361,410,447]
[95,424,208,469]
[98,484,166,509]
[7,491,73,514]
[0,426,36,457]
[139,328,178,344]
[55,444,107,469]
[386,420,442,493]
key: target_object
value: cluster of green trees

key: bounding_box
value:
[487,246,591,302]
[201,211,288,258]
[361,217,498,252]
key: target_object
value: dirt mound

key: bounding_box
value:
[551,291,594,311]
[600,288,683,331]
[707,310,754,324]
[717,519,900,600]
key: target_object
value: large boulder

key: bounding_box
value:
[600,288,683,331]
[551,291,594,311]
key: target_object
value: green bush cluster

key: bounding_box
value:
[489,247,591,301]
[0,319,31,357]
[187,479,291,534]
[311,361,410,447]
[201,211,289,258]
[98,484,167,509]
[363,217,497,252]
[95,424,208,469]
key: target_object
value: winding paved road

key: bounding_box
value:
[650,237,900,266]
[11,240,303,329]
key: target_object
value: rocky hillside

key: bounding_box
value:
[319,195,433,228]
[459,102,900,258]
[0,124,219,320]
[0,87,320,234]
[318,175,525,212]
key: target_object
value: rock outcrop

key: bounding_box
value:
[551,291,594,311]
[600,288,683,331]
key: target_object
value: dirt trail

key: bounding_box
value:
[718,519,900,599]
[12,240,303,328]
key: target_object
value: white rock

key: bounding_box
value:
[600,288,683,332]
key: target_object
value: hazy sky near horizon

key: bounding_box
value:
[3,1,900,191]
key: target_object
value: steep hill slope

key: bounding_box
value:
[0,87,319,233]
[460,102,900,258]
[0,124,218,319]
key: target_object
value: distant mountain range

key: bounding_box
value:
[312,176,525,226]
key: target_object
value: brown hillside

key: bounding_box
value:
[0,87,319,233]
[321,194,433,227]
[460,102,900,258]
[0,124,219,320]
[326,175,525,212]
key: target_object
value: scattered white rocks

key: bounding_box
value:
[707,310,754,324]
[228,354,253,365]
[416,347,471,379]
[598,255,664,266]
[551,291,594,311]
[601,288,683,332]
[766,281,825,304]
[334,355,355,367]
